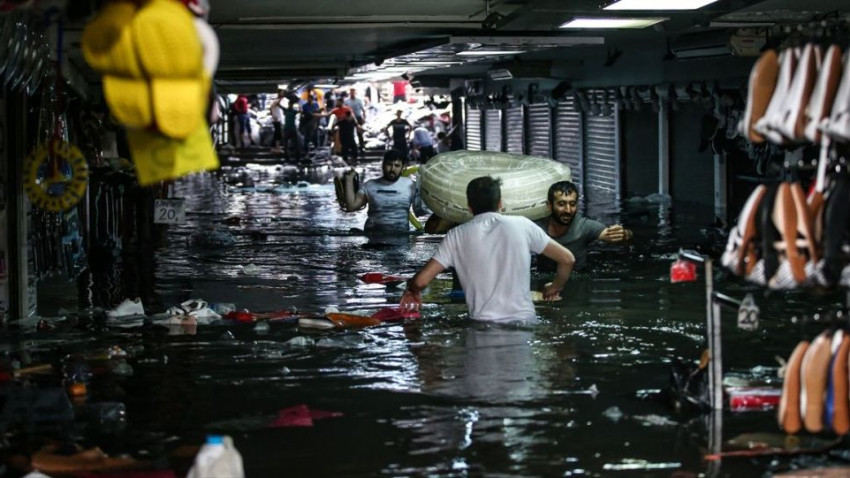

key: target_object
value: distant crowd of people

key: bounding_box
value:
[229,84,453,165]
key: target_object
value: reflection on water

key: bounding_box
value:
[53,164,847,476]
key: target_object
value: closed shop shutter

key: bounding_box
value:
[505,105,524,154]
[484,109,502,152]
[554,97,583,196]
[466,106,482,151]
[527,103,551,158]
[671,102,714,206]
[583,90,620,214]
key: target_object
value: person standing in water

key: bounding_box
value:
[343,150,415,234]
[401,176,575,322]
[535,181,633,272]
[385,110,412,161]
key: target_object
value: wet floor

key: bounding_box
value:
[14,161,850,476]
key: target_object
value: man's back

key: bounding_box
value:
[434,213,550,322]
[412,127,433,147]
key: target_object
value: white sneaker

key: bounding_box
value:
[107,298,145,318]
[190,306,221,325]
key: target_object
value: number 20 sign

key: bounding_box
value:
[154,199,186,224]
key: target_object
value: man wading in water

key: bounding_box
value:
[401,176,575,323]
[343,150,415,234]
[535,180,633,272]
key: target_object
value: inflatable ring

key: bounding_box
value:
[419,150,572,224]
[402,166,423,230]
[23,140,89,212]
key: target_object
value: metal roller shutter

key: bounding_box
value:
[505,105,524,154]
[484,109,502,152]
[527,104,551,158]
[466,106,482,151]
[554,97,583,196]
[583,89,620,214]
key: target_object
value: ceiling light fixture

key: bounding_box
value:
[457,49,526,56]
[604,0,719,10]
[560,17,668,29]
[312,84,338,89]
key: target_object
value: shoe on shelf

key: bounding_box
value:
[107,298,145,318]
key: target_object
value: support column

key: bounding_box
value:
[5,88,31,321]
[713,153,727,223]
[658,103,669,196]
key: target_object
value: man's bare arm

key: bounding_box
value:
[540,240,575,300]
[401,259,446,311]
[344,172,367,211]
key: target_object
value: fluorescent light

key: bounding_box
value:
[457,50,526,56]
[605,0,719,10]
[312,84,338,89]
[560,17,667,29]
[277,83,288,90]
[408,61,463,66]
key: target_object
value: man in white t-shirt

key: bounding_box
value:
[401,176,575,322]
[412,123,436,164]
[269,90,285,154]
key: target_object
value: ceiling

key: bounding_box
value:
[63,0,850,93]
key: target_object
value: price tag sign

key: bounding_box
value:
[154,199,186,224]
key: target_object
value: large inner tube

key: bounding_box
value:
[419,150,572,224]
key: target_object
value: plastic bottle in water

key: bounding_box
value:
[187,434,245,478]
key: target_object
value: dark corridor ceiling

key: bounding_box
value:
[65,0,850,92]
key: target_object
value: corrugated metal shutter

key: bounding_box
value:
[484,109,502,152]
[583,89,620,215]
[466,106,482,151]
[505,105,524,154]
[554,97,583,196]
[527,103,551,158]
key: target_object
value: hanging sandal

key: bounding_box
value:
[805,45,842,144]
[742,49,779,143]
[755,48,799,144]
[777,43,821,142]
[826,51,850,141]
[778,339,809,434]
[767,182,819,288]
[800,330,832,433]
[827,331,850,435]
[722,185,766,276]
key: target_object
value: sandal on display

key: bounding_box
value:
[755,49,798,144]
[827,332,850,435]
[826,51,850,141]
[778,339,808,434]
[741,49,779,143]
[777,43,820,142]
[805,45,842,144]
[800,331,832,433]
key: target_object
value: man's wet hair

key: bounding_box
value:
[382,150,404,165]
[467,176,502,215]
[547,180,579,204]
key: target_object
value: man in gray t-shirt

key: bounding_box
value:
[535,181,633,272]
[344,150,415,233]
